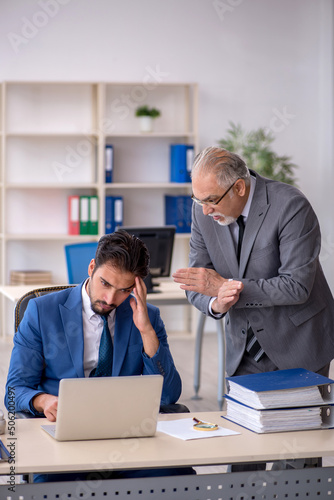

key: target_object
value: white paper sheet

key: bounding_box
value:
[157,418,240,440]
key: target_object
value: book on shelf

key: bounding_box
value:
[165,195,192,233]
[68,195,80,235]
[79,196,90,235]
[105,196,123,234]
[224,368,334,433]
[105,144,113,183]
[170,144,194,183]
[10,270,52,286]
[88,195,99,235]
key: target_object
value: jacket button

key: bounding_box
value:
[241,329,246,335]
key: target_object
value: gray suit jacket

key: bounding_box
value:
[187,171,334,376]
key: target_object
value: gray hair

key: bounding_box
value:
[191,146,250,188]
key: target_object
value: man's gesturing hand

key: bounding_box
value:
[172,267,225,297]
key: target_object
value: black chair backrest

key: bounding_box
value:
[15,285,75,333]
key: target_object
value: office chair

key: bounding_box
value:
[13,286,75,426]
[14,285,75,333]
[64,242,98,284]
[14,286,189,415]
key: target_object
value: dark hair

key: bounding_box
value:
[94,230,150,279]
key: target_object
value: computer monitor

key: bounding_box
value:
[120,226,176,293]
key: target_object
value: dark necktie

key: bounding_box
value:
[236,215,265,362]
[90,315,113,377]
[236,215,245,263]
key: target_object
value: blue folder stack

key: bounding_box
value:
[224,368,334,433]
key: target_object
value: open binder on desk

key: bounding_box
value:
[224,368,334,433]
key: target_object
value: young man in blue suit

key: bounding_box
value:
[5,230,182,420]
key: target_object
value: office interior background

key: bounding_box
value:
[0,0,334,413]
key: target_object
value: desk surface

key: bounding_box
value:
[0,281,188,305]
[0,412,333,475]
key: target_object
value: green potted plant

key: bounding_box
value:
[218,122,298,185]
[135,105,161,132]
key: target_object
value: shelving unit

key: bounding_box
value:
[0,81,198,337]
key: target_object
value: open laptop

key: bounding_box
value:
[41,375,163,441]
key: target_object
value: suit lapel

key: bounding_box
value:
[214,223,240,277]
[59,285,85,378]
[239,173,270,277]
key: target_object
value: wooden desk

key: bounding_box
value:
[0,411,333,475]
[0,281,189,305]
[0,281,190,337]
[0,412,333,499]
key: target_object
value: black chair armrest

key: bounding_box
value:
[159,403,190,413]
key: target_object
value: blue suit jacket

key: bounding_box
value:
[5,284,182,414]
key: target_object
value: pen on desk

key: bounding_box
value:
[0,438,10,461]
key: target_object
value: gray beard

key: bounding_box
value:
[209,213,237,226]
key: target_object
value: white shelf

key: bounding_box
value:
[104,132,197,138]
[105,182,192,189]
[5,184,99,190]
[6,132,99,137]
[0,81,198,337]
[4,234,100,241]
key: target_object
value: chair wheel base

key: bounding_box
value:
[191,394,203,400]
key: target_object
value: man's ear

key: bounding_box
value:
[88,259,96,277]
[235,179,247,197]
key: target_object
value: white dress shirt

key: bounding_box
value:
[81,280,116,377]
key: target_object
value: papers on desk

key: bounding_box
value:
[157,418,240,440]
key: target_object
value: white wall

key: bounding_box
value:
[1,0,334,287]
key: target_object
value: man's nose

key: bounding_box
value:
[104,289,118,304]
[202,203,213,216]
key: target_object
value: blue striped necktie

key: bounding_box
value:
[90,315,113,377]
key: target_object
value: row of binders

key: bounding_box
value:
[224,368,334,433]
[104,144,195,184]
[69,195,193,235]
[68,196,99,235]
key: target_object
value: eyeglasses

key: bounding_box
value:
[191,179,239,207]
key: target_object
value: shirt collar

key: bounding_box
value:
[82,279,95,320]
[241,174,256,220]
